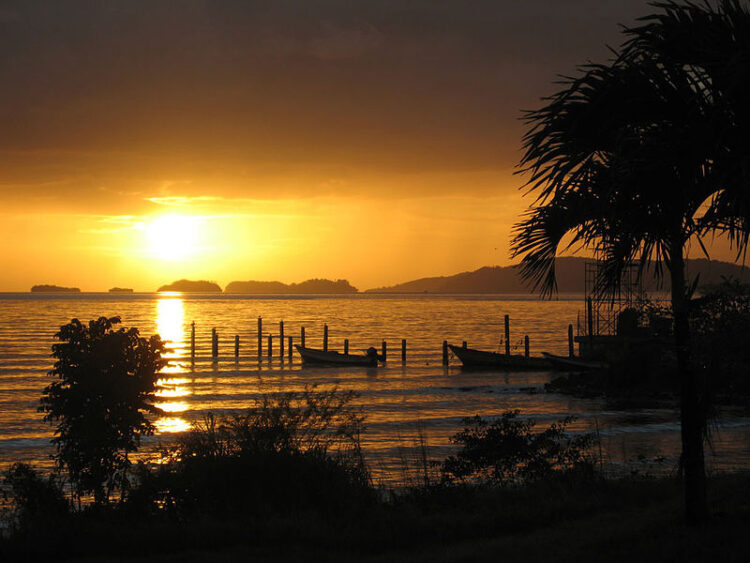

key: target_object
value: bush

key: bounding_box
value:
[127,387,374,518]
[441,411,594,485]
[2,463,68,530]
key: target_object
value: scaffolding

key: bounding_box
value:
[578,260,643,337]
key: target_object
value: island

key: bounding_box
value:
[108,287,134,293]
[30,285,81,293]
[225,278,358,294]
[157,279,222,293]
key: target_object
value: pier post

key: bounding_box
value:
[190,321,195,358]
[344,339,349,355]
[524,335,529,358]
[504,315,510,356]
[288,336,293,361]
[401,339,406,363]
[381,340,387,362]
[257,317,262,360]
[211,328,218,358]
[279,321,284,359]
[568,324,574,358]
[587,298,594,350]
[442,340,448,365]
[462,341,467,349]
[301,326,306,349]
[235,335,239,358]
[268,334,272,359]
[323,324,328,352]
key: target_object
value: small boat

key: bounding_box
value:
[541,352,609,371]
[295,345,379,367]
[448,344,552,370]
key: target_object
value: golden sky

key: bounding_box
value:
[0,0,737,291]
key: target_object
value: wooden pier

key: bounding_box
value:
[180,312,571,369]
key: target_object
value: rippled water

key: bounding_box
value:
[1,293,748,482]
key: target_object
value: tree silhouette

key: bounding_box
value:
[512,1,750,524]
[39,316,166,504]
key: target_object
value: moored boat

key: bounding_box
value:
[295,345,379,367]
[541,352,609,371]
[448,344,552,370]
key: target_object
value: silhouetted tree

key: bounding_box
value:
[512,1,750,523]
[39,316,166,504]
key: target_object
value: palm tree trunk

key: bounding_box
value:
[670,239,708,524]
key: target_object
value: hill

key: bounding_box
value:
[365,257,750,293]
[225,278,357,294]
[30,285,81,293]
[157,280,222,293]
[108,287,133,293]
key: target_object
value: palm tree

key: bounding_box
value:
[511,1,750,524]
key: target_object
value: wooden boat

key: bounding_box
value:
[295,345,379,367]
[448,344,552,370]
[541,352,609,371]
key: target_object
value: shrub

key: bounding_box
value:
[2,463,68,529]
[127,387,373,518]
[441,411,594,485]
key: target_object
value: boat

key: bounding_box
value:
[295,345,380,367]
[448,344,552,370]
[541,352,609,371]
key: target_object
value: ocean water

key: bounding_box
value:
[1,292,748,482]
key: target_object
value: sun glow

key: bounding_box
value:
[146,215,201,260]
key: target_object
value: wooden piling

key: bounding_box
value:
[288,336,293,361]
[587,298,594,347]
[504,315,510,356]
[344,339,349,355]
[568,324,574,358]
[524,335,529,358]
[462,341,467,349]
[268,334,272,359]
[301,326,306,349]
[234,335,239,358]
[442,340,448,365]
[190,321,195,358]
[381,340,387,362]
[323,324,328,352]
[401,339,406,363]
[279,321,284,359]
[211,328,218,358]
[257,317,262,360]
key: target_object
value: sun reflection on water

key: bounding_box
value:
[154,297,191,434]
[156,297,185,358]
[154,417,191,433]
[157,401,189,413]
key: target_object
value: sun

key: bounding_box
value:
[146,215,201,260]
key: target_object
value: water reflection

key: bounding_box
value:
[154,297,191,434]
[156,297,185,359]
[154,416,191,433]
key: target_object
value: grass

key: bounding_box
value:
[3,472,749,562]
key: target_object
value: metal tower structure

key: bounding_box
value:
[579,260,642,337]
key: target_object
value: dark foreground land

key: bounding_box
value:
[3,473,748,562]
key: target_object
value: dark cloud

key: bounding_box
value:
[0,0,653,204]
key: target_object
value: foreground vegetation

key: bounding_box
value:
[3,385,749,562]
[3,469,749,562]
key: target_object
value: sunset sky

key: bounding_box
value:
[0,0,737,291]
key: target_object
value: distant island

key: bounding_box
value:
[108,287,133,293]
[225,278,358,294]
[157,279,222,293]
[30,285,81,293]
[365,257,750,293]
